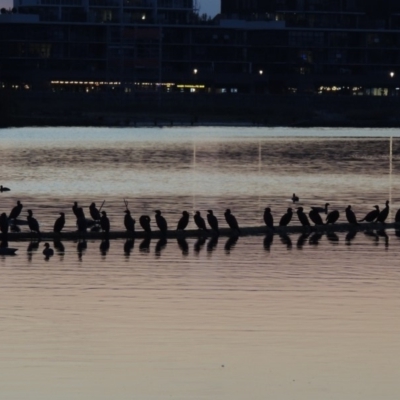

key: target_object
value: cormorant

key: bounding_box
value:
[263,207,274,228]
[292,193,299,203]
[224,209,240,233]
[311,203,330,214]
[89,202,101,221]
[100,211,110,234]
[155,210,168,233]
[326,209,340,224]
[124,209,135,233]
[194,211,208,231]
[72,201,80,218]
[395,208,400,223]
[345,205,358,225]
[207,210,219,234]
[27,210,40,235]
[139,215,151,233]
[43,242,54,258]
[0,213,9,236]
[309,208,324,225]
[377,200,389,223]
[53,212,65,233]
[296,207,310,226]
[279,207,293,226]
[9,200,23,220]
[359,205,380,223]
[0,185,10,192]
[177,211,190,231]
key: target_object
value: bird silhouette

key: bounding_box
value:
[359,205,379,223]
[155,210,168,233]
[124,209,135,233]
[53,212,65,233]
[224,209,240,234]
[345,205,358,225]
[194,211,208,231]
[279,208,293,226]
[377,200,389,223]
[207,210,219,234]
[177,211,190,231]
[263,207,274,229]
[9,201,23,220]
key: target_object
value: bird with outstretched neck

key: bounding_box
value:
[311,203,330,214]
[100,211,110,235]
[207,210,219,235]
[194,211,208,231]
[89,202,101,221]
[177,211,190,231]
[155,210,168,233]
[224,209,240,234]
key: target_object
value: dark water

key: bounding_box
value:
[0,127,399,399]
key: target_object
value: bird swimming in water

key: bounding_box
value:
[43,242,54,258]
[0,213,9,236]
[100,211,110,234]
[326,209,340,224]
[311,203,330,214]
[124,209,135,233]
[89,202,101,221]
[207,210,219,235]
[177,211,190,231]
[263,208,274,229]
[155,210,168,233]
[27,210,40,235]
[224,209,240,234]
[279,208,293,226]
[345,205,358,225]
[377,200,389,223]
[309,208,324,225]
[359,205,380,223]
[53,212,65,233]
[292,193,299,203]
[139,215,151,233]
[296,207,310,227]
[0,185,10,192]
[194,211,208,231]
[9,201,23,221]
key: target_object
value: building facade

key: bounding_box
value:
[1,0,400,95]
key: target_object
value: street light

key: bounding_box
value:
[390,71,395,78]
[259,70,263,75]
[193,68,198,75]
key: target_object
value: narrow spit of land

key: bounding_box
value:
[3,222,398,241]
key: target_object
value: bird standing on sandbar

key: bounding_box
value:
[9,201,23,221]
[377,200,389,223]
[279,208,293,226]
[27,210,40,236]
[345,205,358,225]
[72,202,80,218]
[326,209,340,224]
[100,211,110,234]
[155,210,168,233]
[194,211,208,231]
[207,210,219,235]
[309,208,324,225]
[263,208,274,229]
[297,207,310,227]
[0,213,9,236]
[89,202,101,221]
[224,209,240,234]
[177,211,190,231]
[124,209,135,233]
[139,215,151,233]
[359,205,380,223]
[53,212,65,233]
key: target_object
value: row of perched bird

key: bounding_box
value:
[0,199,396,238]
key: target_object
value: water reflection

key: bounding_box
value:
[207,235,219,253]
[177,237,189,256]
[224,236,239,254]
[124,238,135,256]
[194,237,206,254]
[345,230,357,245]
[155,237,167,258]
[139,237,151,253]
[279,233,292,249]
[309,232,322,245]
[263,233,273,252]
[100,239,110,256]
[296,232,310,249]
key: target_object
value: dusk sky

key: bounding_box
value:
[0,0,221,15]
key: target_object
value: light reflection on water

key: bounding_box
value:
[0,127,400,399]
